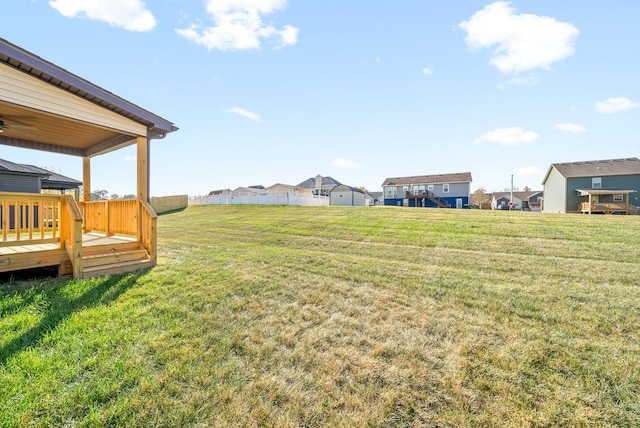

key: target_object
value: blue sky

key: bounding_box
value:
[2,0,639,196]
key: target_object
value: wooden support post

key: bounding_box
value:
[137,136,150,244]
[82,156,91,202]
[137,136,149,203]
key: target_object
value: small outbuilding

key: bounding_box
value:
[330,185,367,206]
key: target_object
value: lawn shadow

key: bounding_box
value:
[0,271,144,365]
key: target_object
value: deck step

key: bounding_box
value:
[82,248,149,268]
[81,244,151,277]
[82,259,153,277]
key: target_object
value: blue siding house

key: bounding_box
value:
[542,158,640,214]
[382,172,472,208]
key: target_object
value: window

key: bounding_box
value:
[385,187,397,198]
[592,177,602,189]
[403,186,409,191]
[613,194,624,202]
[427,184,434,191]
[443,183,449,193]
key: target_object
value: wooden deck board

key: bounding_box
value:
[0,233,140,275]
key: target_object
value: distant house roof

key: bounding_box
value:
[543,158,640,183]
[331,185,365,194]
[21,164,82,190]
[208,189,232,196]
[368,191,383,199]
[0,158,81,190]
[382,172,472,186]
[296,176,343,188]
[491,190,543,201]
[0,158,47,177]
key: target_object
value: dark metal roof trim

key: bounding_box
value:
[0,38,178,136]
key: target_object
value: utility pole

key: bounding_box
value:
[510,174,514,210]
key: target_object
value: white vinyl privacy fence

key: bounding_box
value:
[189,192,329,207]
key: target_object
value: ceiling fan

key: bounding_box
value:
[0,117,38,137]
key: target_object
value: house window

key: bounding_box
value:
[427,185,434,191]
[592,177,602,189]
[613,194,624,202]
[386,187,397,198]
[403,186,409,191]
[443,184,449,193]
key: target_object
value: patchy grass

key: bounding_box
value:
[1,205,640,426]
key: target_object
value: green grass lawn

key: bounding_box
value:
[1,205,640,427]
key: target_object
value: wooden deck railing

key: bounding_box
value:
[578,202,629,214]
[80,199,139,236]
[80,198,157,259]
[60,195,83,278]
[0,192,61,246]
[140,200,158,263]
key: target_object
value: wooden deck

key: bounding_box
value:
[1,193,157,278]
[405,190,450,208]
[578,202,633,215]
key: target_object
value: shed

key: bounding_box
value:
[330,185,366,206]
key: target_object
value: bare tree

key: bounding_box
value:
[471,187,490,206]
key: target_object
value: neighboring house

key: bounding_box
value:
[367,191,383,206]
[542,157,640,214]
[491,191,543,211]
[297,175,342,196]
[208,189,232,196]
[382,172,472,208]
[232,186,265,196]
[330,185,367,206]
[0,158,81,194]
[265,183,312,194]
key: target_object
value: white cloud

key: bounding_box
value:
[422,67,434,75]
[49,0,157,32]
[226,107,262,122]
[176,0,298,51]
[473,127,539,146]
[332,158,360,169]
[556,123,587,133]
[516,166,543,176]
[594,97,639,114]
[506,74,540,86]
[459,1,579,74]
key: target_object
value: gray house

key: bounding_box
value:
[0,158,81,194]
[542,158,640,214]
[382,172,472,208]
[297,175,342,196]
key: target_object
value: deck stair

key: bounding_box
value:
[81,241,152,277]
[425,192,450,208]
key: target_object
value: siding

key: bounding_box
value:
[567,174,640,210]
[542,168,566,213]
[0,173,41,193]
[331,186,366,206]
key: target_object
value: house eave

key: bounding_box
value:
[0,37,177,136]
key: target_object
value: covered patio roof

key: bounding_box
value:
[0,37,178,157]
[575,188,636,197]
